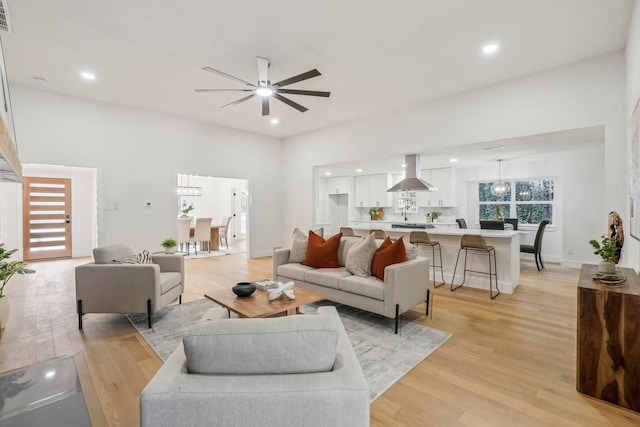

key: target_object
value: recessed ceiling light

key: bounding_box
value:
[356,168,363,173]
[80,71,96,80]
[449,158,458,163]
[325,172,332,176]
[270,118,279,125]
[482,43,499,55]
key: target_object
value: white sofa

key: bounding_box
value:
[273,235,430,333]
[140,306,370,427]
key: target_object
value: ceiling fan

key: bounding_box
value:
[195,56,330,116]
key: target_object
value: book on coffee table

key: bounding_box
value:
[252,279,279,291]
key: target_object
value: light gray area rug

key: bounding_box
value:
[181,247,245,259]
[128,299,452,401]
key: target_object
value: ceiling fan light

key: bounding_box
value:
[256,87,273,97]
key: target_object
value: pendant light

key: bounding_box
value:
[490,159,508,197]
[177,174,203,196]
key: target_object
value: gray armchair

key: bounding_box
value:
[75,244,184,329]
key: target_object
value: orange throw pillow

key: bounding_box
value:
[301,231,343,268]
[371,236,407,280]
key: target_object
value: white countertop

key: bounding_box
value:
[349,223,524,238]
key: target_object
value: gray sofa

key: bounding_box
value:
[75,243,184,329]
[273,235,430,333]
[140,306,370,427]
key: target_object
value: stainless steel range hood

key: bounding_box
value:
[0,116,22,183]
[387,154,436,192]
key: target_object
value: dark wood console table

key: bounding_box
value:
[577,264,640,412]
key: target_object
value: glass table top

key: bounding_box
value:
[0,355,92,426]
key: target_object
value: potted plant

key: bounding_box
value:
[589,235,619,273]
[369,208,378,220]
[180,201,194,217]
[161,238,178,254]
[0,244,36,329]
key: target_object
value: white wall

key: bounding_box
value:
[4,87,283,258]
[282,51,631,268]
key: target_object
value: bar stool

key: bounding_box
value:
[409,231,445,288]
[369,229,386,239]
[450,234,500,299]
[340,227,356,236]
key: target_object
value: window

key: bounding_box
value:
[395,190,417,213]
[478,179,554,225]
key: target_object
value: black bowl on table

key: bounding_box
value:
[232,282,256,297]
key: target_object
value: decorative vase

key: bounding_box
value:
[492,206,503,221]
[0,296,9,329]
[232,282,256,297]
[164,247,177,254]
[598,261,616,274]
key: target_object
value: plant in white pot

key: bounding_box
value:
[0,244,36,329]
[589,235,619,274]
[161,238,178,254]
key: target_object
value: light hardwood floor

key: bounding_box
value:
[1,255,639,426]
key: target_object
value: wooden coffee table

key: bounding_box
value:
[204,286,325,318]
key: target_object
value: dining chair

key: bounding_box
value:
[520,220,550,271]
[504,218,519,230]
[219,216,232,249]
[193,217,213,254]
[480,220,505,230]
[177,218,192,255]
[455,218,468,229]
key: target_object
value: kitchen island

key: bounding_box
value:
[350,223,525,294]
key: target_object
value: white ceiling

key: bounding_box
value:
[0,0,634,139]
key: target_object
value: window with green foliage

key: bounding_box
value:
[478,179,554,225]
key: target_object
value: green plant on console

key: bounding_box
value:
[588,235,619,263]
[0,243,36,298]
[161,238,178,249]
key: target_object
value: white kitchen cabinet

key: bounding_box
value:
[354,174,391,207]
[354,175,370,207]
[369,174,392,207]
[417,168,455,207]
[326,176,349,195]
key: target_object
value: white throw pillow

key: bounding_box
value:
[406,243,418,260]
[288,228,308,263]
[114,249,153,264]
[345,233,378,277]
[288,227,324,263]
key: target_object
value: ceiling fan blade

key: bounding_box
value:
[276,89,330,98]
[257,57,270,87]
[202,66,255,87]
[195,88,254,93]
[272,93,308,113]
[261,97,270,116]
[273,69,321,88]
[221,94,255,109]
